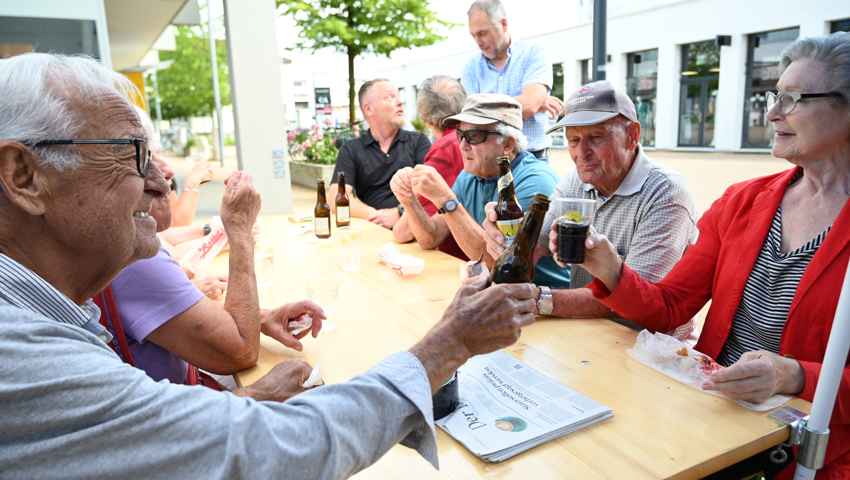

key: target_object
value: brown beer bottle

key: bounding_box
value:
[314,180,331,239]
[335,172,350,227]
[488,193,550,286]
[495,156,524,249]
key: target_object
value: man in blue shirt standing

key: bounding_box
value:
[390,94,570,291]
[461,0,563,163]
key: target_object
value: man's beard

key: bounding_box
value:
[390,116,405,129]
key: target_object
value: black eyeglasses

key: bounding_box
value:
[456,128,503,145]
[765,91,842,115]
[26,139,151,177]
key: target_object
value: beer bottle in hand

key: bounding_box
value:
[314,180,331,239]
[495,156,523,249]
[335,172,350,227]
[488,193,550,286]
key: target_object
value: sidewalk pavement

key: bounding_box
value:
[164,146,791,223]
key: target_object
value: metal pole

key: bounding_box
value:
[793,256,850,479]
[207,0,226,166]
[152,70,163,131]
[592,0,606,81]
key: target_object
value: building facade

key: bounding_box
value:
[377,0,850,152]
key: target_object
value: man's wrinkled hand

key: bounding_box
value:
[221,171,262,239]
[233,359,317,402]
[193,274,228,301]
[482,201,506,259]
[261,300,326,352]
[390,167,415,202]
[543,96,564,118]
[410,164,451,204]
[366,208,400,229]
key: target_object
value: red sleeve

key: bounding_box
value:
[418,142,463,216]
[590,189,733,333]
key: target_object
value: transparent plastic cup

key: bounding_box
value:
[337,226,362,271]
[305,269,340,332]
[254,238,275,288]
[553,199,596,264]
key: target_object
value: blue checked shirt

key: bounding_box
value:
[461,40,554,151]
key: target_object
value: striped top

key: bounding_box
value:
[717,206,830,366]
[0,253,108,341]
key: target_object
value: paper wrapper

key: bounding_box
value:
[459,261,490,280]
[377,242,425,275]
[627,330,791,411]
[287,313,313,335]
[179,216,227,276]
[302,365,323,388]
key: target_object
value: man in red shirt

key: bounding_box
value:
[392,76,469,260]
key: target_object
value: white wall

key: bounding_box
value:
[377,0,850,152]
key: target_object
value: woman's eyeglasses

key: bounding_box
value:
[766,91,842,115]
[456,129,503,145]
[25,139,151,177]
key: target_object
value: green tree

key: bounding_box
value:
[154,24,231,120]
[277,0,455,124]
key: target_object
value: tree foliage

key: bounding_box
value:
[153,25,231,120]
[277,0,456,123]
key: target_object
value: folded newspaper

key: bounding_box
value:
[436,350,613,462]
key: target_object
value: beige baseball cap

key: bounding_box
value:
[445,94,523,131]
[546,81,637,134]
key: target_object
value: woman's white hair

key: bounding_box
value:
[493,122,528,155]
[780,32,850,118]
[0,53,141,171]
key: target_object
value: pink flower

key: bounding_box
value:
[324,117,333,125]
[352,124,360,130]
[311,124,320,131]
[354,131,360,138]
[317,133,323,140]
[302,141,312,149]
[311,135,319,143]
[287,131,296,140]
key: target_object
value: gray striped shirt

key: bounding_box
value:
[539,147,700,344]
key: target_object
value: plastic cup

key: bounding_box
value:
[305,269,340,332]
[254,238,275,288]
[553,198,596,264]
[337,226,362,271]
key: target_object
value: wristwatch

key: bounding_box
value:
[537,286,554,316]
[438,198,461,214]
[203,223,211,236]
[397,204,405,216]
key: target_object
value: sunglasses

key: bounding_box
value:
[456,128,503,145]
[26,139,151,177]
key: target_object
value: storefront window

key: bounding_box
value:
[678,41,720,147]
[0,17,100,59]
[580,59,591,86]
[626,49,658,147]
[741,27,799,148]
[832,19,850,33]
[552,63,564,101]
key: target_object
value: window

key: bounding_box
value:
[678,41,720,147]
[580,59,592,86]
[832,19,850,33]
[0,16,100,59]
[626,50,658,147]
[741,27,799,148]
[552,63,564,101]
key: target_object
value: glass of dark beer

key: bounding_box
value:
[554,198,596,264]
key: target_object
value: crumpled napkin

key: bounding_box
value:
[302,365,323,388]
[287,313,313,335]
[377,242,425,275]
[627,330,791,411]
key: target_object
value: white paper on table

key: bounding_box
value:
[287,313,313,335]
[303,365,323,388]
[377,242,425,275]
[179,216,227,275]
[627,330,791,411]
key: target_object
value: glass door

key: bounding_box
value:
[678,41,720,147]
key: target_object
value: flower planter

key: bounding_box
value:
[289,161,336,188]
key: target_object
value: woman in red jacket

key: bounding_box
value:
[559,33,850,479]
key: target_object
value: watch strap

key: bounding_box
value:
[438,198,461,214]
[537,286,554,315]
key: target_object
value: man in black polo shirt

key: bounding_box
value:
[329,79,431,229]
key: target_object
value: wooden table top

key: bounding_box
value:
[216,216,810,480]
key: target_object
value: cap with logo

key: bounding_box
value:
[445,93,524,131]
[546,80,637,134]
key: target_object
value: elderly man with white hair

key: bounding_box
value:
[391,93,570,290]
[0,53,537,478]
